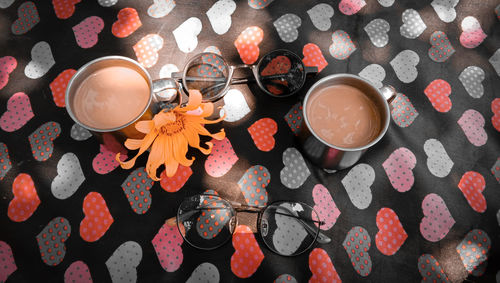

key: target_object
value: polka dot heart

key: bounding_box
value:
[0,143,12,180]
[423,138,454,178]
[390,50,419,83]
[72,16,104,49]
[52,0,81,19]
[431,0,459,23]
[375,208,408,256]
[64,261,93,283]
[93,144,127,174]
[308,248,341,283]
[172,17,202,53]
[424,79,452,113]
[280,147,311,189]
[358,64,385,88]
[105,241,142,282]
[8,173,40,222]
[312,184,341,230]
[160,165,192,192]
[98,0,118,7]
[273,13,301,43]
[457,109,487,147]
[196,194,231,239]
[364,18,390,47]
[80,192,114,242]
[339,0,366,15]
[0,56,17,90]
[490,158,500,184]
[70,123,92,141]
[133,34,164,68]
[491,98,500,132]
[272,202,308,255]
[460,16,487,49]
[456,229,491,274]
[329,30,356,60]
[342,226,372,277]
[36,217,71,266]
[458,171,486,213]
[152,221,183,272]
[302,43,328,72]
[248,0,274,9]
[274,274,297,283]
[234,26,264,64]
[0,241,16,282]
[51,152,85,200]
[121,167,154,214]
[231,225,264,278]
[24,41,55,79]
[284,102,303,135]
[205,137,238,178]
[11,1,40,35]
[420,193,455,242]
[459,66,485,99]
[147,0,175,18]
[112,8,142,38]
[400,9,426,39]
[237,165,270,206]
[383,147,417,192]
[428,31,455,63]
[307,3,334,31]
[247,118,278,152]
[49,69,76,107]
[418,254,450,282]
[341,163,375,210]
[28,121,61,162]
[0,92,34,132]
[390,93,419,127]
[186,263,220,283]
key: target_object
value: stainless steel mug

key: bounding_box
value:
[65,56,179,152]
[297,74,396,172]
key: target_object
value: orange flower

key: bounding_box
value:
[117,90,225,180]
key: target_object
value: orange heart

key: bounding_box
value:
[49,69,76,107]
[302,43,328,72]
[248,118,277,151]
[8,173,40,222]
[52,0,81,19]
[234,26,264,64]
[112,8,142,38]
[424,79,452,113]
[375,208,407,256]
[309,248,341,283]
[133,34,163,68]
[80,192,114,242]
[491,98,500,132]
[458,171,486,213]
[160,165,192,192]
[231,225,264,278]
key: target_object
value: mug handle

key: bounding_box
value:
[152,78,181,110]
[380,85,397,104]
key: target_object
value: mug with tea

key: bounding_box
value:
[297,74,397,171]
[65,56,179,151]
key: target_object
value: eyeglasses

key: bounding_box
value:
[170,49,318,102]
[176,194,331,256]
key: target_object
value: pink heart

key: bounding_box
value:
[152,221,183,272]
[383,147,416,192]
[0,92,34,132]
[312,184,340,230]
[420,193,455,242]
[231,225,264,278]
[73,16,104,48]
[339,0,366,15]
[92,144,127,174]
[64,261,92,283]
[0,56,17,90]
[205,137,238,177]
[458,109,487,146]
[8,173,40,222]
[375,208,407,255]
[460,16,486,49]
[80,192,113,242]
[0,241,17,282]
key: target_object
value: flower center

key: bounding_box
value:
[160,113,186,136]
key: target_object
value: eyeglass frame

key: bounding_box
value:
[176,194,331,257]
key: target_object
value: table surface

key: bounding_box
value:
[1,0,500,282]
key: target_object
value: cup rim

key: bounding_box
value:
[65,55,153,133]
[302,73,391,152]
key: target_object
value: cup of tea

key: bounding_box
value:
[297,74,397,171]
[65,56,179,151]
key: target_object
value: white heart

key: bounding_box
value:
[341,163,374,209]
[98,0,118,7]
[186,263,219,283]
[206,0,236,35]
[51,153,85,199]
[173,17,202,53]
[359,64,385,88]
[307,3,334,31]
[273,13,302,43]
[431,0,459,23]
[106,241,142,283]
[70,124,92,141]
[25,41,55,79]
[147,0,175,18]
[280,147,310,189]
[272,203,308,255]
[364,18,390,47]
[423,139,453,178]
[159,64,179,78]
[489,49,500,77]
[400,9,427,39]
[220,89,250,122]
[390,49,419,83]
[377,0,394,7]
[459,66,485,99]
[0,0,15,9]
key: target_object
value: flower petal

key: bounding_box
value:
[118,129,158,169]
[146,133,166,181]
[181,90,202,112]
[163,134,179,177]
[136,120,154,134]
[172,132,194,167]
[124,138,143,150]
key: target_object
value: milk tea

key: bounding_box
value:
[72,66,150,130]
[306,84,381,148]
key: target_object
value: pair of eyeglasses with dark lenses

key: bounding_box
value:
[176,194,331,256]
[170,49,318,102]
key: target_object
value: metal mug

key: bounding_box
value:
[65,56,179,152]
[297,74,397,172]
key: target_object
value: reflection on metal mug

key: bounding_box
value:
[297,74,397,172]
[65,56,179,152]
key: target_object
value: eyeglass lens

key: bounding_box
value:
[257,51,306,97]
[184,53,229,101]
